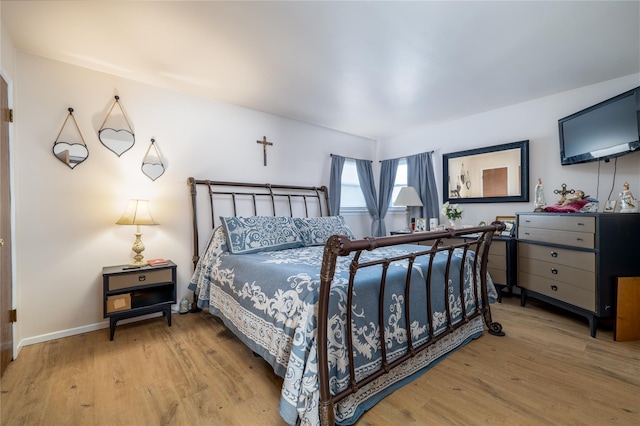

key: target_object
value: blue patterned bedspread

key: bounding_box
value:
[189,227,496,425]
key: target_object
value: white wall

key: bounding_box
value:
[13,52,375,349]
[380,74,640,229]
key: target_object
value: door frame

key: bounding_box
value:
[0,71,15,374]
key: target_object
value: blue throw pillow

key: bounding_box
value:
[220,216,304,254]
[294,216,356,246]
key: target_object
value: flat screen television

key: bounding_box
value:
[558,86,640,165]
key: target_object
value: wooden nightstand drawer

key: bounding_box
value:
[107,268,173,291]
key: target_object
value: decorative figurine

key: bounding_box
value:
[619,182,638,213]
[534,178,546,211]
[560,190,588,206]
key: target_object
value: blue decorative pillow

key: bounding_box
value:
[294,216,356,246]
[220,216,304,254]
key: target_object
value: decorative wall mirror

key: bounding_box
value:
[442,140,529,203]
[141,138,165,181]
[98,95,135,156]
[52,107,88,169]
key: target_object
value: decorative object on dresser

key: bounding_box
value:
[495,216,516,237]
[116,199,159,266]
[516,212,640,337]
[102,261,176,340]
[187,178,505,426]
[534,177,546,211]
[604,200,617,213]
[442,201,463,228]
[619,182,638,213]
[52,107,89,169]
[98,95,135,157]
[393,185,423,231]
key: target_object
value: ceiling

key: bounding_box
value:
[2,1,639,139]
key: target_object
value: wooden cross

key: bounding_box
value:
[256,136,273,166]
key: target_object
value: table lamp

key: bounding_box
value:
[116,199,158,266]
[393,186,423,231]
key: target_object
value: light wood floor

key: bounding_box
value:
[1,295,639,425]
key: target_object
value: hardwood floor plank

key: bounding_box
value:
[2,296,639,425]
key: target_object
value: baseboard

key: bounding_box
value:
[16,312,164,354]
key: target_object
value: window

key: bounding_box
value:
[340,159,366,209]
[390,158,408,208]
[338,158,408,212]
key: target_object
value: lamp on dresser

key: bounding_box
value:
[393,186,423,231]
[116,199,158,266]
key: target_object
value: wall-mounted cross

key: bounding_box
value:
[256,136,273,166]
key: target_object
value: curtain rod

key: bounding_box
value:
[330,153,373,163]
[378,150,435,163]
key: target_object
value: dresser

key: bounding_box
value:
[516,212,640,337]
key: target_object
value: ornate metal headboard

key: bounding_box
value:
[187,178,330,268]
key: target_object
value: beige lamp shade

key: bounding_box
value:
[393,186,423,207]
[116,199,158,226]
[116,199,158,266]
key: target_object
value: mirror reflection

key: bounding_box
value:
[98,128,135,157]
[53,142,88,169]
[443,140,529,203]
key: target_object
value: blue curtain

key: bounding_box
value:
[377,159,399,236]
[407,152,439,222]
[329,155,345,215]
[355,159,380,236]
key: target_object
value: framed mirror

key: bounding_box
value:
[442,140,529,203]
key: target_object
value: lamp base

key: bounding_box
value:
[129,228,147,267]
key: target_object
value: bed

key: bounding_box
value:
[187,178,505,425]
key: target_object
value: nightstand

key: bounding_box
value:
[102,261,177,340]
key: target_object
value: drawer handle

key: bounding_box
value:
[576,238,583,241]
[550,285,558,291]
[138,275,146,282]
[550,251,558,257]
[577,222,585,226]
[551,268,558,275]
[525,219,531,223]
[524,232,530,235]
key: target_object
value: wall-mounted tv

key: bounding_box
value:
[558,86,640,165]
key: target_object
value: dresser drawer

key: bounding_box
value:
[107,268,173,291]
[488,267,507,285]
[518,214,595,233]
[518,243,595,272]
[518,272,595,311]
[518,257,595,291]
[489,240,506,256]
[487,253,506,271]
[518,227,594,249]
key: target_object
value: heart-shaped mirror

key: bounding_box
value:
[141,138,166,181]
[98,95,135,156]
[99,128,135,157]
[52,107,88,170]
[53,142,89,169]
[142,162,165,181]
